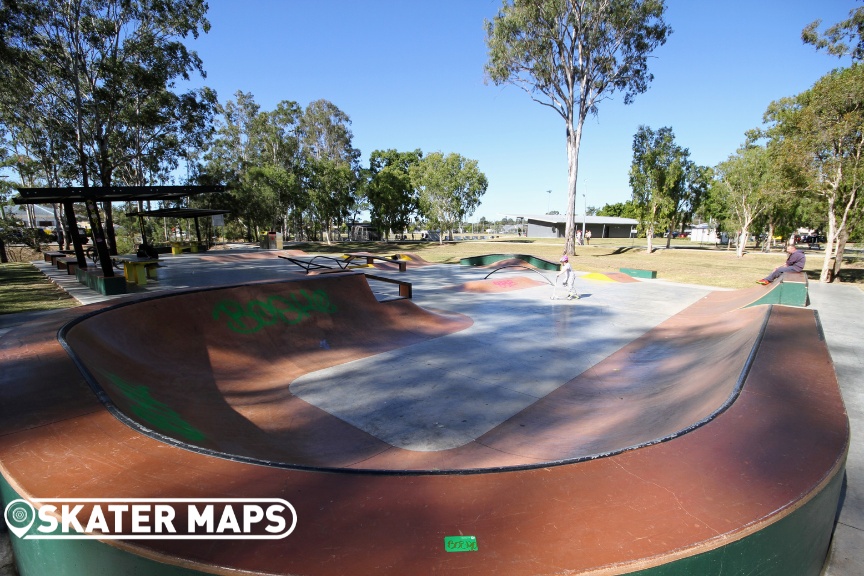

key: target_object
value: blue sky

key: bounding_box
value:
[183,0,856,220]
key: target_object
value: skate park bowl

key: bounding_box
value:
[0,270,848,575]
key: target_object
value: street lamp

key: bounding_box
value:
[582,193,587,244]
[546,189,551,213]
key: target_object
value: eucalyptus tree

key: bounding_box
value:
[0,21,82,254]
[411,152,488,244]
[1,0,212,272]
[629,126,705,252]
[298,99,360,243]
[367,149,422,241]
[485,0,670,254]
[113,87,218,189]
[201,92,260,240]
[697,178,731,243]
[802,3,864,62]
[256,101,305,237]
[204,93,304,240]
[713,144,772,258]
[596,199,638,219]
[762,65,864,282]
[754,136,807,250]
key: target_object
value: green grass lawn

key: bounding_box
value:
[294,236,863,291]
[0,262,77,315]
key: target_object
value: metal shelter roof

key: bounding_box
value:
[126,207,230,219]
[12,185,225,204]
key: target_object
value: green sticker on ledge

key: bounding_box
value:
[444,535,478,552]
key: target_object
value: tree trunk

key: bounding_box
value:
[564,117,584,256]
[765,223,775,252]
[830,226,849,282]
[645,204,656,253]
[104,201,117,255]
[820,196,838,283]
[736,228,748,258]
[51,203,65,250]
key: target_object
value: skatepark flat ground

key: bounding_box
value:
[0,247,862,574]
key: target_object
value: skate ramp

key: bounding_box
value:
[63,273,769,472]
[459,253,560,271]
[450,276,549,293]
[60,273,473,469]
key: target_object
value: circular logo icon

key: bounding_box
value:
[4,499,35,538]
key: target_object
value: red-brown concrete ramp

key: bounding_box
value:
[0,271,848,575]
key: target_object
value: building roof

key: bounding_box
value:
[513,214,638,225]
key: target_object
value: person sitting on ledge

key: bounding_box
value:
[757,243,805,285]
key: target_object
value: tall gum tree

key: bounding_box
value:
[799,9,863,282]
[299,99,360,244]
[410,152,488,244]
[367,149,423,241]
[485,0,670,254]
[763,65,864,282]
[629,125,706,252]
[2,0,211,272]
[714,144,772,259]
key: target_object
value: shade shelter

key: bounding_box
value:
[125,207,231,255]
[13,185,224,276]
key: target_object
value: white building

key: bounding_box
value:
[689,223,719,244]
[6,203,59,228]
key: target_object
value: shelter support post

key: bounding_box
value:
[63,200,87,268]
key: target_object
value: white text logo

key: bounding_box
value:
[4,498,297,540]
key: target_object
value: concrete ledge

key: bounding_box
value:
[75,267,127,295]
[620,267,658,279]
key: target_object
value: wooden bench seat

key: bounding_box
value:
[56,256,81,275]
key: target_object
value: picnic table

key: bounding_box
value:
[114,255,160,285]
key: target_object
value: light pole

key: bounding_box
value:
[546,189,551,213]
[582,193,587,244]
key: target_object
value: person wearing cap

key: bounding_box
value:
[555,254,580,300]
[757,243,806,285]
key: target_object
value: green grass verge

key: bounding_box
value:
[0,263,77,315]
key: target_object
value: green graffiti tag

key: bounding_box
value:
[444,536,478,552]
[103,372,207,443]
[212,289,338,334]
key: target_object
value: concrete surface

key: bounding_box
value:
[0,249,861,575]
[809,283,864,576]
